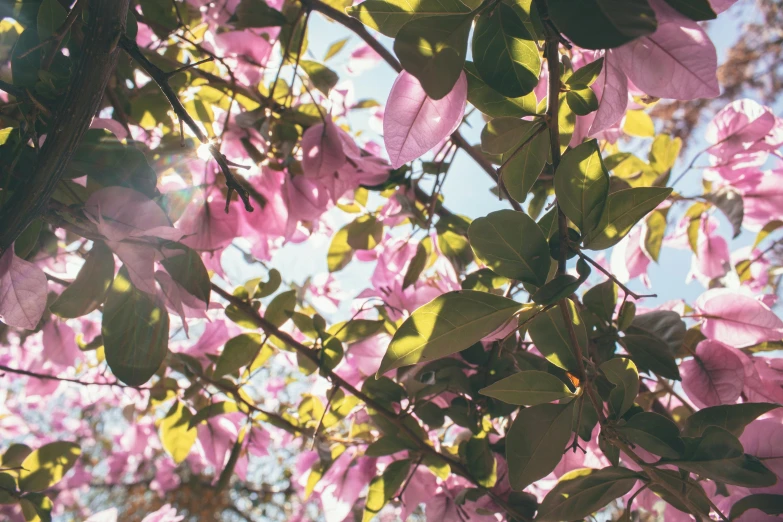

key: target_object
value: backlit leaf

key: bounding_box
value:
[378,290,522,374]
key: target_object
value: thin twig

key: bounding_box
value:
[118,35,254,213]
[0,364,148,390]
[577,251,657,300]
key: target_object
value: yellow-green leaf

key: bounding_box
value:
[160,401,198,464]
[378,290,522,375]
[18,442,81,492]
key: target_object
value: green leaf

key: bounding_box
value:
[530,265,590,305]
[189,401,240,429]
[37,0,67,42]
[2,444,32,469]
[549,0,657,50]
[729,494,783,521]
[138,0,179,37]
[472,3,539,98]
[752,219,783,250]
[583,187,672,250]
[160,401,197,464]
[622,333,680,380]
[554,139,610,235]
[626,310,685,354]
[649,134,682,174]
[365,436,417,456]
[102,267,169,386]
[557,92,576,153]
[601,357,638,417]
[324,37,349,60]
[327,319,384,343]
[618,412,684,458]
[378,290,522,375]
[18,442,80,492]
[506,401,575,491]
[479,370,575,405]
[20,493,52,522]
[465,62,539,118]
[14,219,42,259]
[0,473,16,504]
[623,110,655,137]
[648,469,711,517]
[0,127,13,146]
[565,88,599,116]
[565,57,604,88]
[436,215,474,271]
[481,118,538,155]
[537,467,640,521]
[214,333,262,378]
[682,403,781,438]
[663,0,717,21]
[465,436,497,488]
[528,301,584,371]
[347,0,480,38]
[467,210,550,286]
[327,226,354,272]
[363,459,412,522]
[12,30,43,89]
[403,242,428,289]
[345,214,383,250]
[583,280,617,323]
[670,427,777,488]
[644,209,667,262]
[300,60,339,95]
[50,242,114,319]
[161,244,211,305]
[265,289,296,327]
[501,127,550,202]
[394,13,473,99]
[231,0,288,28]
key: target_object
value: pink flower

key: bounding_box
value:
[695,288,783,347]
[681,339,746,408]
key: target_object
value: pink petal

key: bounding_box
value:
[383,70,467,169]
[740,419,783,482]
[0,248,48,330]
[735,168,783,229]
[301,120,346,179]
[695,288,783,347]
[680,339,745,408]
[705,99,776,159]
[90,118,128,141]
[710,0,738,13]
[109,241,158,295]
[589,50,629,136]
[41,320,82,368]
[85,187,173,242]
[614,19,719,100]
[180,196,241,252]
[693,223,730,280]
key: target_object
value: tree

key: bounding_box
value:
[0,0,782,520]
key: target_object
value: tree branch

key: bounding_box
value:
[209,283,530,521]
[118,35,254,213]
[0,364,146,390]
[303,0,523,211]
[0,0,130,254]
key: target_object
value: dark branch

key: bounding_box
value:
[119,35,254,213]
[0,0,131,255]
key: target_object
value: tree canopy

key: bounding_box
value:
[1,0,783,521]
